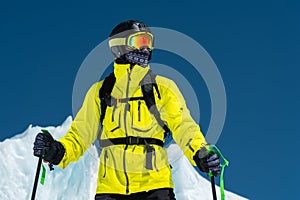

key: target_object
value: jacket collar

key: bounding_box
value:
[112,62,150,98]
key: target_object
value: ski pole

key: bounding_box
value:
[31,157,42,200]
[31,129,49,200]
[210,173,217,200]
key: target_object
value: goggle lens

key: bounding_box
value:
[128,33,153,50]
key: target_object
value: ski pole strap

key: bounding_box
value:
[208,145,229,200]
[40,164,46,185]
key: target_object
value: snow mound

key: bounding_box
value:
[0,117,247,200]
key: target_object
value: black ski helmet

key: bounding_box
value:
[109,20,153,60]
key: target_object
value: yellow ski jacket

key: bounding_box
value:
[58,62,207,195]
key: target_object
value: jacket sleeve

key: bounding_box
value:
[159,78,207,166]
[57,82,102,169]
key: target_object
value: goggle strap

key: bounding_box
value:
[109,38,126,48]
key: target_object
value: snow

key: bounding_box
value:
[0,117,248,200]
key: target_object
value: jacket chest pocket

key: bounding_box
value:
[102,104,121,133]
[131,100,154,132]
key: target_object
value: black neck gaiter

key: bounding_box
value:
[124,49,151,67]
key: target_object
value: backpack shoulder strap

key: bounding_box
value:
[99,72,116,125]
[140,70,170,137]
[99,70,170,137]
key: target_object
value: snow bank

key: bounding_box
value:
[0,117,247,200]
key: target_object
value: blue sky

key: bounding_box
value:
[0,1,299,199]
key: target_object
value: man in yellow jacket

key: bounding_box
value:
[33,20,221,200]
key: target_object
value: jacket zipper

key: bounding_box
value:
[123,68,132,194]
[123,144,129,194]
[103,150,108,178]
[153,149,159,172]
[138,100,141,121]
[112,105,116,122]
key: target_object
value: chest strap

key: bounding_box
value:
[100,136,164,148]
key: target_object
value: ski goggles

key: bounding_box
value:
[109,32,154,50]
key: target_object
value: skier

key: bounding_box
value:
[33,20,221,200]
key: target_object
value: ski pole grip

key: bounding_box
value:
[206,144,229,200]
